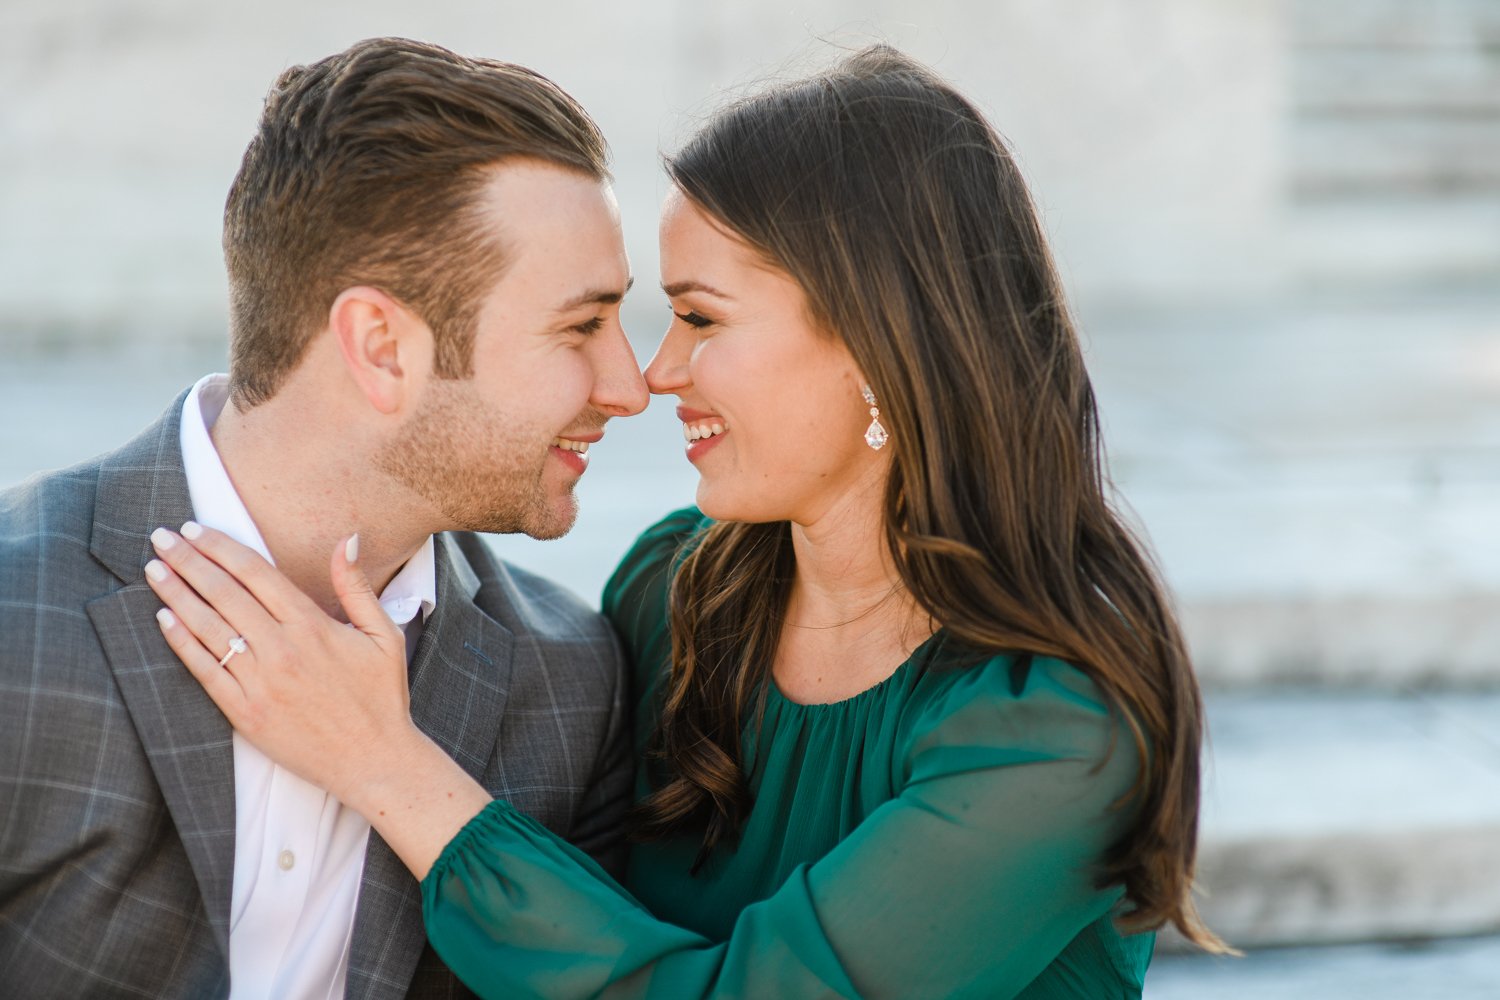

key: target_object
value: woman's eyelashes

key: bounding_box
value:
[672,309,713,329]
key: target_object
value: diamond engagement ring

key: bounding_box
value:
[218,635,249,667]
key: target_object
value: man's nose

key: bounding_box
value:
[590,324,649,417]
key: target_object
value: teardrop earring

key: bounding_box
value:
[861,384,888,451]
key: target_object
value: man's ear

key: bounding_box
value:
[328,286,430,415]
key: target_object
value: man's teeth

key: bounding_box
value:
[552,438,590,454]
[683,422,727,443]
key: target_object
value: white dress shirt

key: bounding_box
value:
[179,374,436,1000]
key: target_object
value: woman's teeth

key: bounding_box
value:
[552,438,590,454]
[683,422,727,442]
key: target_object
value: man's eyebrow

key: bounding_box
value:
[661,280,733,300]
[555,276,634,312]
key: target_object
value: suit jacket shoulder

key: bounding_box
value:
[448,530,616,646]
[0,393,233,997]
[0,455,107,607]
[431,531,627,821]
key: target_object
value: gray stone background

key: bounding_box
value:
[3,0,1499,995]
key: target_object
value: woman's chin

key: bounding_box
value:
[692,485,786,526]
[694,482,751,523]
[693,483,729,520]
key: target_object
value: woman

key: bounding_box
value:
[148,45,1222,997]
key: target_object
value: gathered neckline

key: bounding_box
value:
[766,628,948,712]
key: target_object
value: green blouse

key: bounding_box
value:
[422,508,1154,998]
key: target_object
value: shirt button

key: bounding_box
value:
[278,849,296,872]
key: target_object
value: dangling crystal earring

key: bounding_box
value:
[861,384,888,451]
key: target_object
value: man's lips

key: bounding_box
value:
[550,430,603,472]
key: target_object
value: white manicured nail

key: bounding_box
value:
[181,521,204,540]
[345,533,360,564]
[156,608,176,629]
[145,560,169,583]
[151,527,176,550]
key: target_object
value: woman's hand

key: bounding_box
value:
[144,523,413,802]
[143,523,492,879]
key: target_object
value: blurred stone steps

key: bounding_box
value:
[1292,119,1500,196]
[1297,46,1500,115]
[1083,292,1500,690]
[1294,0,1500,50]
[1162,691,1500,953]
[1287,0,1500,287]
[1288,196,1500,290]
[1148,932,1500,999]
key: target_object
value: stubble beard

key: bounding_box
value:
[375,379,580,539]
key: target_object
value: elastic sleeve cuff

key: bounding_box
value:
[423,798,515,895]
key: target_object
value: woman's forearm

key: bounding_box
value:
[338,725,494,880]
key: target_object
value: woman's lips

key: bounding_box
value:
[684,428,727,462]
[676,406,728,460]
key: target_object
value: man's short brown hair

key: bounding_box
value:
[222,37,609,408]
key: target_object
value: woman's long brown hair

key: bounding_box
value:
[633,45,1223,950]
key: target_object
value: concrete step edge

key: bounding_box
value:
[1159,824,1500,952]
[1182,595,1500,690]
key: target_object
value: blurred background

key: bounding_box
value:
[3,0,1498,995]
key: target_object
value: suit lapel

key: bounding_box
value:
[84,392,238,961]
[347,532,515,998]
[78,395,519,996]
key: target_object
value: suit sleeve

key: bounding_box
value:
[561,627,633,879]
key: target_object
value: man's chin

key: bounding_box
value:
[511,494,580,541]
[518,519,574,542]
[448,482,579,539]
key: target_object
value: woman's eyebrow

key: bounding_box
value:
[661,280,733,300]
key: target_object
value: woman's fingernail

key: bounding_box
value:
[181,521,204,540]
[345,533,360,564]
[151,527,176,550]
[156,608,176,629]
[145,559,169,583]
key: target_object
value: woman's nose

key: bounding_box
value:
[643,326,692,395]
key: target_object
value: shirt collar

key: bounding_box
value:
[179,373,436,628]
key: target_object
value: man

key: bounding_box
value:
[0,37,647,998]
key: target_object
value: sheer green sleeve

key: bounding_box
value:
[420,655,1142,999]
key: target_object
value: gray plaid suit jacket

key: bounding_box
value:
[0,391,632,998]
